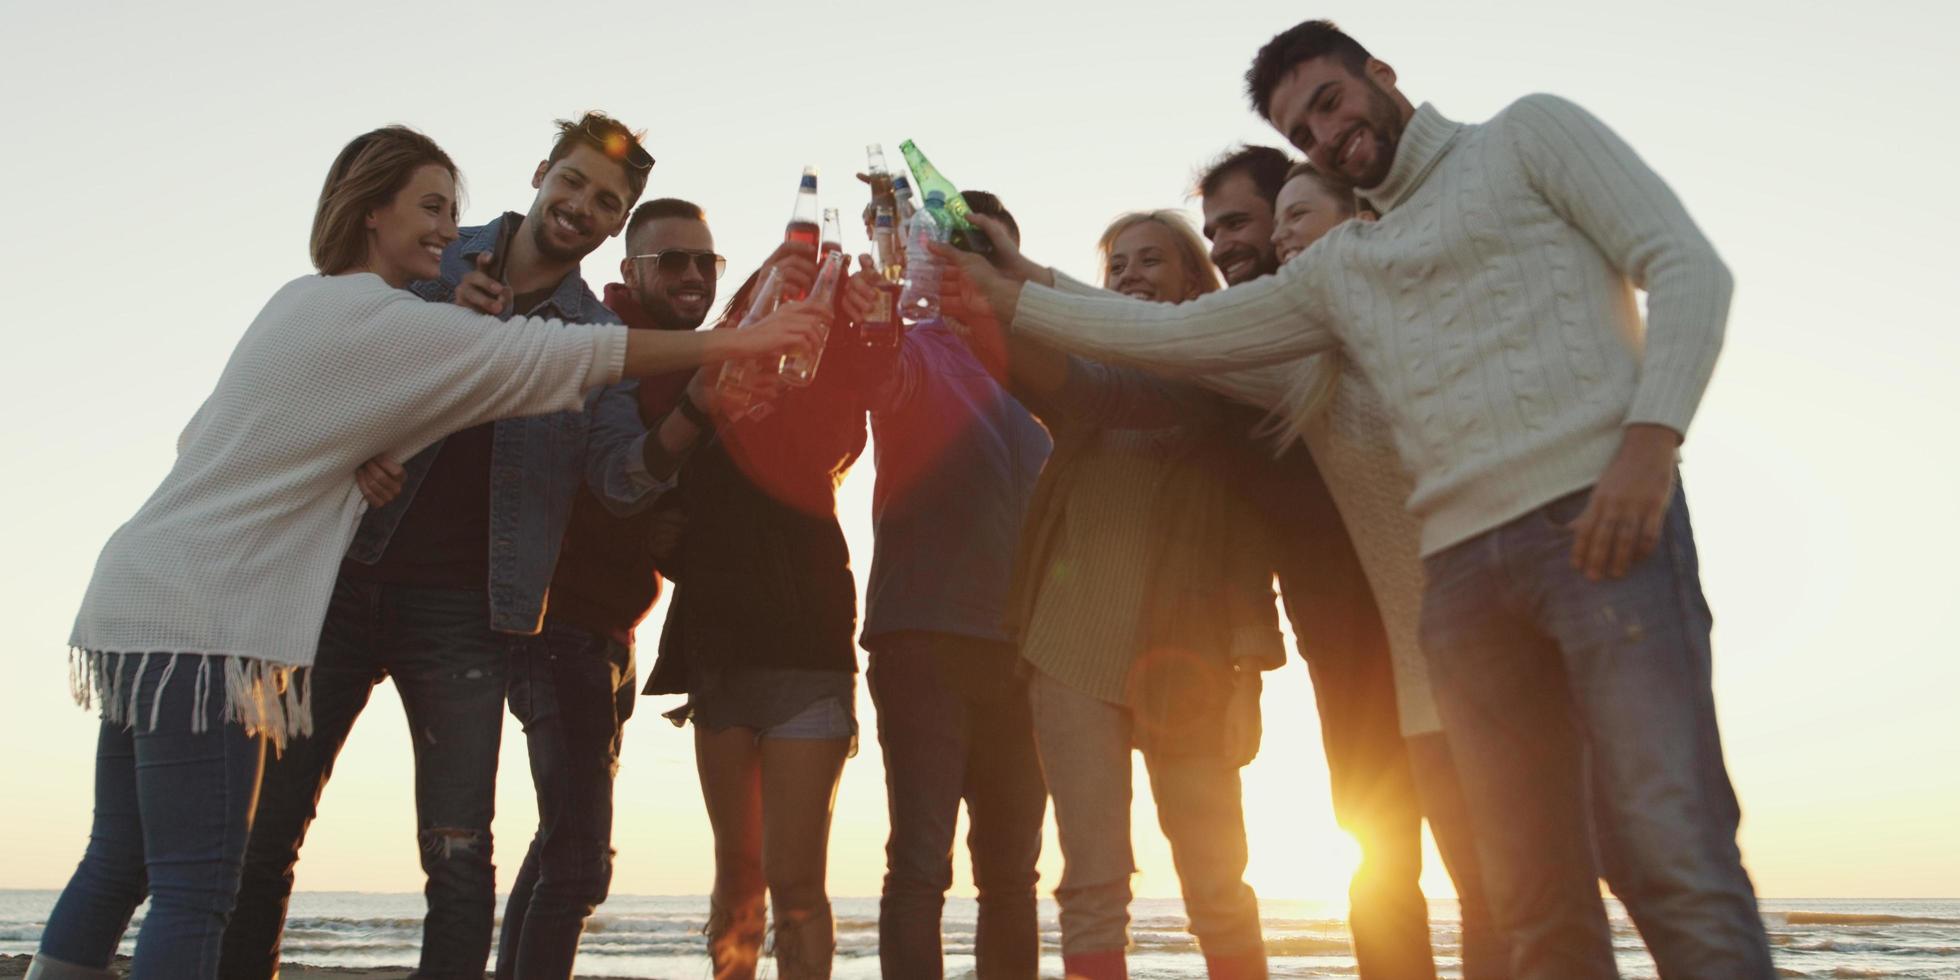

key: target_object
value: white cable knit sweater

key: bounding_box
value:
[67,272,627,744]
[1014,96,1731,557]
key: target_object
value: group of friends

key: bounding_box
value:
[34,16,1773,980]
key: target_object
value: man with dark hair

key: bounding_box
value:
[488,194,806,979]
[849,191,1051,980]
[1196,144,1290,285]
[943,19,1771,979]
[1191,147,1506,979]
[220,112,682,980]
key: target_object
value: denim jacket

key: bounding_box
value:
[343,213,669,634]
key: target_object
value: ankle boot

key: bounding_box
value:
[24,953,118,980]
[769,902,836,980]
[703,897,766,980]
[1061,948,1128,980]
[1203,950,1270,980]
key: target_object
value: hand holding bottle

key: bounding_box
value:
[728,299,831,361]
[756,240,820,301]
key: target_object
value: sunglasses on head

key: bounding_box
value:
[631,249,727,280]
[577,117,654,173]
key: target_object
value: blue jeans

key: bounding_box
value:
[495,621,636,980]
[867,633,1046,979]
[221,580,512,980]
[41,654,267,979]
[1419,485,1772,979]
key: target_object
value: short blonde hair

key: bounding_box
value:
[1096,210,1222,299]
[309,126,459,276]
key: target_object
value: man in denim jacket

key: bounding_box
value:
[221,113,666,980]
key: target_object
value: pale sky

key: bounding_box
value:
[2,0,1956,903]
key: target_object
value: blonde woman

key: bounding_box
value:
[987,211,1282,980]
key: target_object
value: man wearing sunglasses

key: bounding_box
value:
[222,112,672,980]
[488,196,818,979]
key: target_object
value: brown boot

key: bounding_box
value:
[769,902,836,980]
[704,897,766,980]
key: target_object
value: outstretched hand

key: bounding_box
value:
[737,298,830,360]
[934,244,1013,378]
[758,240,819,299]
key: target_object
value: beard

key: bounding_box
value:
[633,283,711,331]
[1215,243,1279,285]
[528,209,600,265]
[1327,79,1407,190]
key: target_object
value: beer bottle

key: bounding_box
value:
[781,250,849,385]
[820,207,846,261]
[898,140,993,256]
[860,205,905,349]
[783,166,821,300]
[715,267,787,408]
[865,143,898,215]
[892,172,919,232]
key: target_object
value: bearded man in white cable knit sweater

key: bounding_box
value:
[938,19,1774,980]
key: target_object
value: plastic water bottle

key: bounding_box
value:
[898,206,947,327]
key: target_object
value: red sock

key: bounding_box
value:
[1061,948,1128,980]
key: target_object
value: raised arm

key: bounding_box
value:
[940,240,1336,379]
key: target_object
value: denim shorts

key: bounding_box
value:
[760,695,855,741]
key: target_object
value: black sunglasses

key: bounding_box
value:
[577,117,654,172]
[630,249,727,280]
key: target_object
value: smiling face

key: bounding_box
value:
[363,164,459,288]
[1200,170,1279,286]
[1106,219,1204,303]
[1272,172,1353,263]
[623,216,717,330]
[525,142,634,264]
[1265,55,1412,190]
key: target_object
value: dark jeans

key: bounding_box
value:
[1420,485,1773,980]
[866,632,1047,980]
[41,654,267,979]
[221,580,512,980]
[1286,576,1438,980]
[1405,732,1510,980]
[495,621,637,980]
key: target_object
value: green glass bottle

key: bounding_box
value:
[898,139,994,256]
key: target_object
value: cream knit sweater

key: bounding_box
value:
[1050,273,1442,735]
[68,273,627,744]
[1015,96,1731,557]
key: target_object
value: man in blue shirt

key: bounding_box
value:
[858,192,1052,980]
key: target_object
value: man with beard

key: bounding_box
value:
[939,19,1771,979]
[1193,146,1505,978]
[220,113,685,980]
[488,197,810,979]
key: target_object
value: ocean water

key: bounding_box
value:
[2,891,1956,978]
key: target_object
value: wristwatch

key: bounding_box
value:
[676,390,713,429]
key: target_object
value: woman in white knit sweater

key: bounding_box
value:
[32,127,822,980]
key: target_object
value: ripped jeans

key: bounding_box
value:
[220,579,511,980]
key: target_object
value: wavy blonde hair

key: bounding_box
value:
[1096,210,1221,299]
